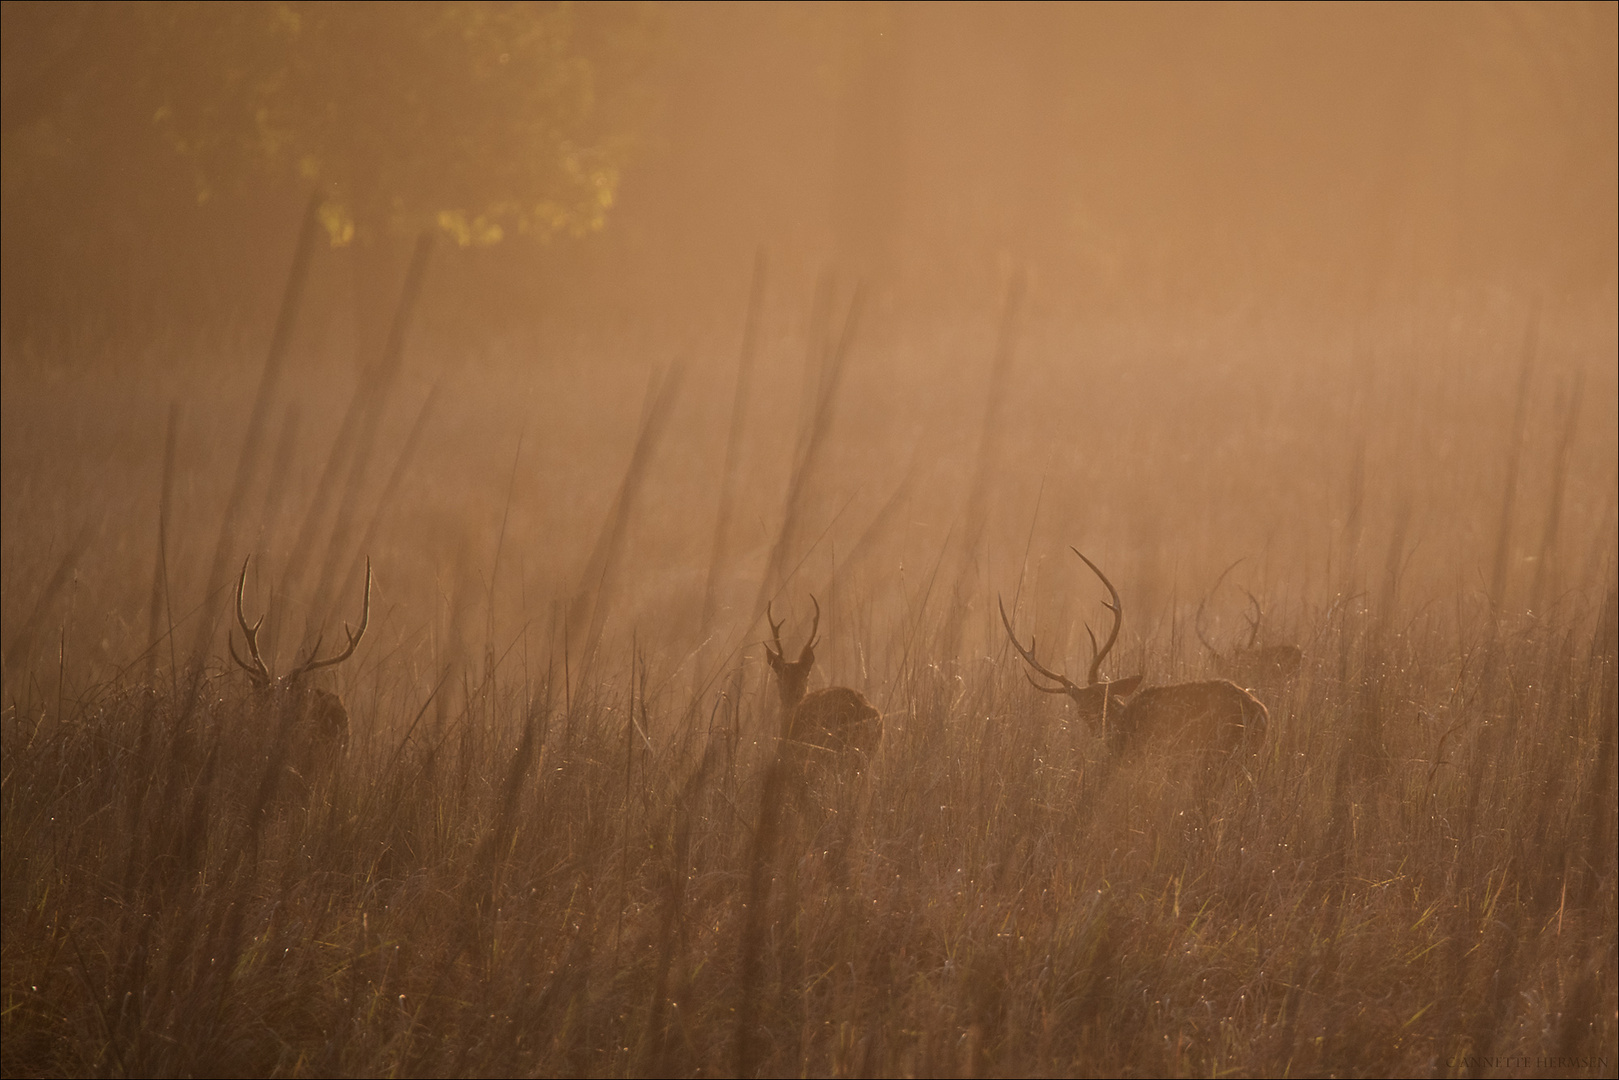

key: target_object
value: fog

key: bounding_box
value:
[2,5,1615,1076]
[4,3,1613,660]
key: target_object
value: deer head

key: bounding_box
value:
[763,596,819,714]
[1195,560,1301,687]
[1000,549,1144,733]
[229,555,370,759]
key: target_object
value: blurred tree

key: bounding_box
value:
[1,1,655,349]
[141,1,653,355]
[144,2,643,246]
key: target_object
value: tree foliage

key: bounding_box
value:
[141,2,652,246]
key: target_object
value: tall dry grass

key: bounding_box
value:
[2,273,1615,1077]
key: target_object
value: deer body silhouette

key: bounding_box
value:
[229,556,370,795]
[764,597,880,755]
[1195,560,1302,690]
[1002,549,1267,763]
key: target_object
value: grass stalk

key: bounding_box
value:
[702,251,767,635]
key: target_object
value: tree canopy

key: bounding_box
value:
[2,1,656,344]
[143,2,651,246]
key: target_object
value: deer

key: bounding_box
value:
[1000,549,1267,765]
[229,554,370,797]
[1194,560,1302,689]
[763,596,881,756]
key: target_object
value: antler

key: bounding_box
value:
[287,558,371,681]
[999,596,1086,696]
[230,556,273,687]
[765,597,820,664]
[1070,549,1122,685]
[1242,589,1264,650]
[765,601,786,662]
[804,595,821,657]
[1195,557,1246,656]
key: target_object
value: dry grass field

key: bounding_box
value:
[3,7,1615,1076]
[2,266,1614,1076]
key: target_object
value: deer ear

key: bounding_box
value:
[798,641,815,668]
[1107,675,1144,698]
[764,647,784,673]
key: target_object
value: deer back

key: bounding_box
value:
[788,686,882,754]
[1111,678,1268,760]
[765,597,882,756]
[1222,644,1302,687]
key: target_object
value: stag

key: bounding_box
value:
[1195,560,1302,689]
[1000,549,1267,763]
[229,555,370,793]
[764,596,881,755]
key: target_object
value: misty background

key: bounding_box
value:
[2,2,1615,686]
[3,8,1617,1075]
[5,4,1614,343]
